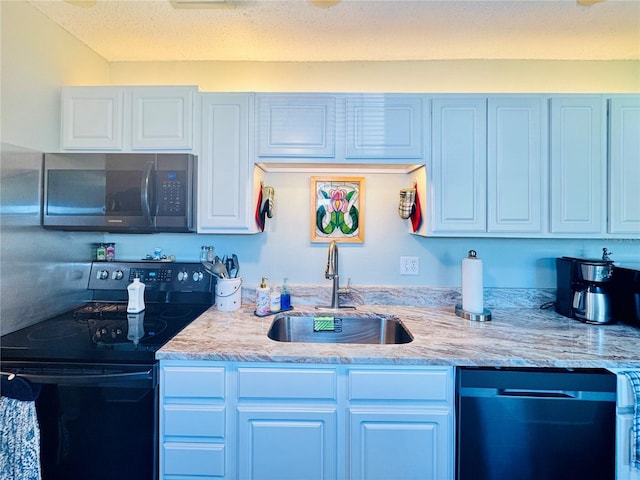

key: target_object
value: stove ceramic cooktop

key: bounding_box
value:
[0,302,209,364]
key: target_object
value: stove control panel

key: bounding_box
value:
[88,262,213,293]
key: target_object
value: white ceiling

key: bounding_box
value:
[28,0,640,62]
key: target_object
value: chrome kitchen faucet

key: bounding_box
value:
[318,240,354,310]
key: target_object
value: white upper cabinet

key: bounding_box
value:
[131,87,195,150]
[198,93,263,234]
[549,96,606,234]
[487,97,545,233]
[608,96,640,235]
[257,94,336,157]
[61,86,197,152]
[431,97,487,233]
[62,87,124,150]
[345,94,423,159]
[256,93,425,163]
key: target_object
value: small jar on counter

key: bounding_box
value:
[96,243,106,261]
[106,243,116,261]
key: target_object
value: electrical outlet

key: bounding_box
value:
[400,256,419,275]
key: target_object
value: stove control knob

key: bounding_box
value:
[97,270,109,280]
[177,271,188,282]
[192,272,203,282]
[112,270,124,280]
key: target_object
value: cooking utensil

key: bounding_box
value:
[201,261,228,279]
[231,254,240,278]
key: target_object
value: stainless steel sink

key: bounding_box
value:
[267,313,413,344]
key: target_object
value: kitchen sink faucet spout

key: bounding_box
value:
[319,240,354,310]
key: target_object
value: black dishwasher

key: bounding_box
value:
[456,367,616,480]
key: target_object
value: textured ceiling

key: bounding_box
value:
[28,0,640,62]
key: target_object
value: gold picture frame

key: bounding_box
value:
[310,176,365,243]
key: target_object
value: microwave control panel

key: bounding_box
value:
[156,171,187,216]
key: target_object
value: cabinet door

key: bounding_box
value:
[131,86,195,150]
[488,97,544,233]
[609,96,640,235]
[257,94,336,157]
[349,408,452,480]
[431,97,487,233]
[345,95,423,159]
[61,87,124,150]
[198,93,261,233]
[550,96,605,234]
[237,407,337,480]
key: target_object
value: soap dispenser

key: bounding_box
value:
[256,277,270,316]
[280,278,291,310]
[127,277,146,313]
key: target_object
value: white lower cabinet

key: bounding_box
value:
[159,361,454,480]
[159,363,227,478]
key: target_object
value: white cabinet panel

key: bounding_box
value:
[237,407,337,480]
[345,95,423,158]
[131,86,194,150]
[198,93,263,233]
[488,97,544,233]
[61,87,124,150]
[609,96,640,235]
[257,94,336,157]
[550,96,605,234]
[163,443,225,477]
[349,408,451,480]
[431,97,487,233]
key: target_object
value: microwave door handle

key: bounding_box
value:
[140,160,154,226]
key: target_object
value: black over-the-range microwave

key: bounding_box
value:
[42,153,196,233]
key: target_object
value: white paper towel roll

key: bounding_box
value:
[462,250,483,314]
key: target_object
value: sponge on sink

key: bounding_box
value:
[313,316,336,332]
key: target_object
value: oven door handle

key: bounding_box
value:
[2,369,155,385]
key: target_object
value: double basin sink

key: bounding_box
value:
[267,312,413,345]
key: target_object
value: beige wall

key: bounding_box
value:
[1,1,109,151]
[109,59,639,93]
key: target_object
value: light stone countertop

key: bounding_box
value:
[157,303,640,368]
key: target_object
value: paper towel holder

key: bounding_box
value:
[456,249,492,321]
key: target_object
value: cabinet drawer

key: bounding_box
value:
[163,442,225,477]
[162,366,225,399]
[238,367,337,400]
[164,405,225,438]
[348,368,452,401]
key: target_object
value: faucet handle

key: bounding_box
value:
[339,277,351,294]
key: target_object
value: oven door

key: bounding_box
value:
[2,362,158,480]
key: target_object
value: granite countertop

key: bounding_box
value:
[157,303,640,368]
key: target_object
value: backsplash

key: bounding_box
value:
[241,285,556,310]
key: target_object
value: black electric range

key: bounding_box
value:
[0,261,214,480]
[0,261,214,365]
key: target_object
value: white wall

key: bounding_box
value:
[109,60,640,93]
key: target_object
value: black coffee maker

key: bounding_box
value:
[556,248,615,324]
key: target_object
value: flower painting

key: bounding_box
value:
[310,176,365,243]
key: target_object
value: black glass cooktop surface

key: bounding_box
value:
[0,302,209,364]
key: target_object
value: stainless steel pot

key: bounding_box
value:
[578,261,614,283]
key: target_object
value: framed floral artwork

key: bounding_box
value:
[310,176,365,243]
